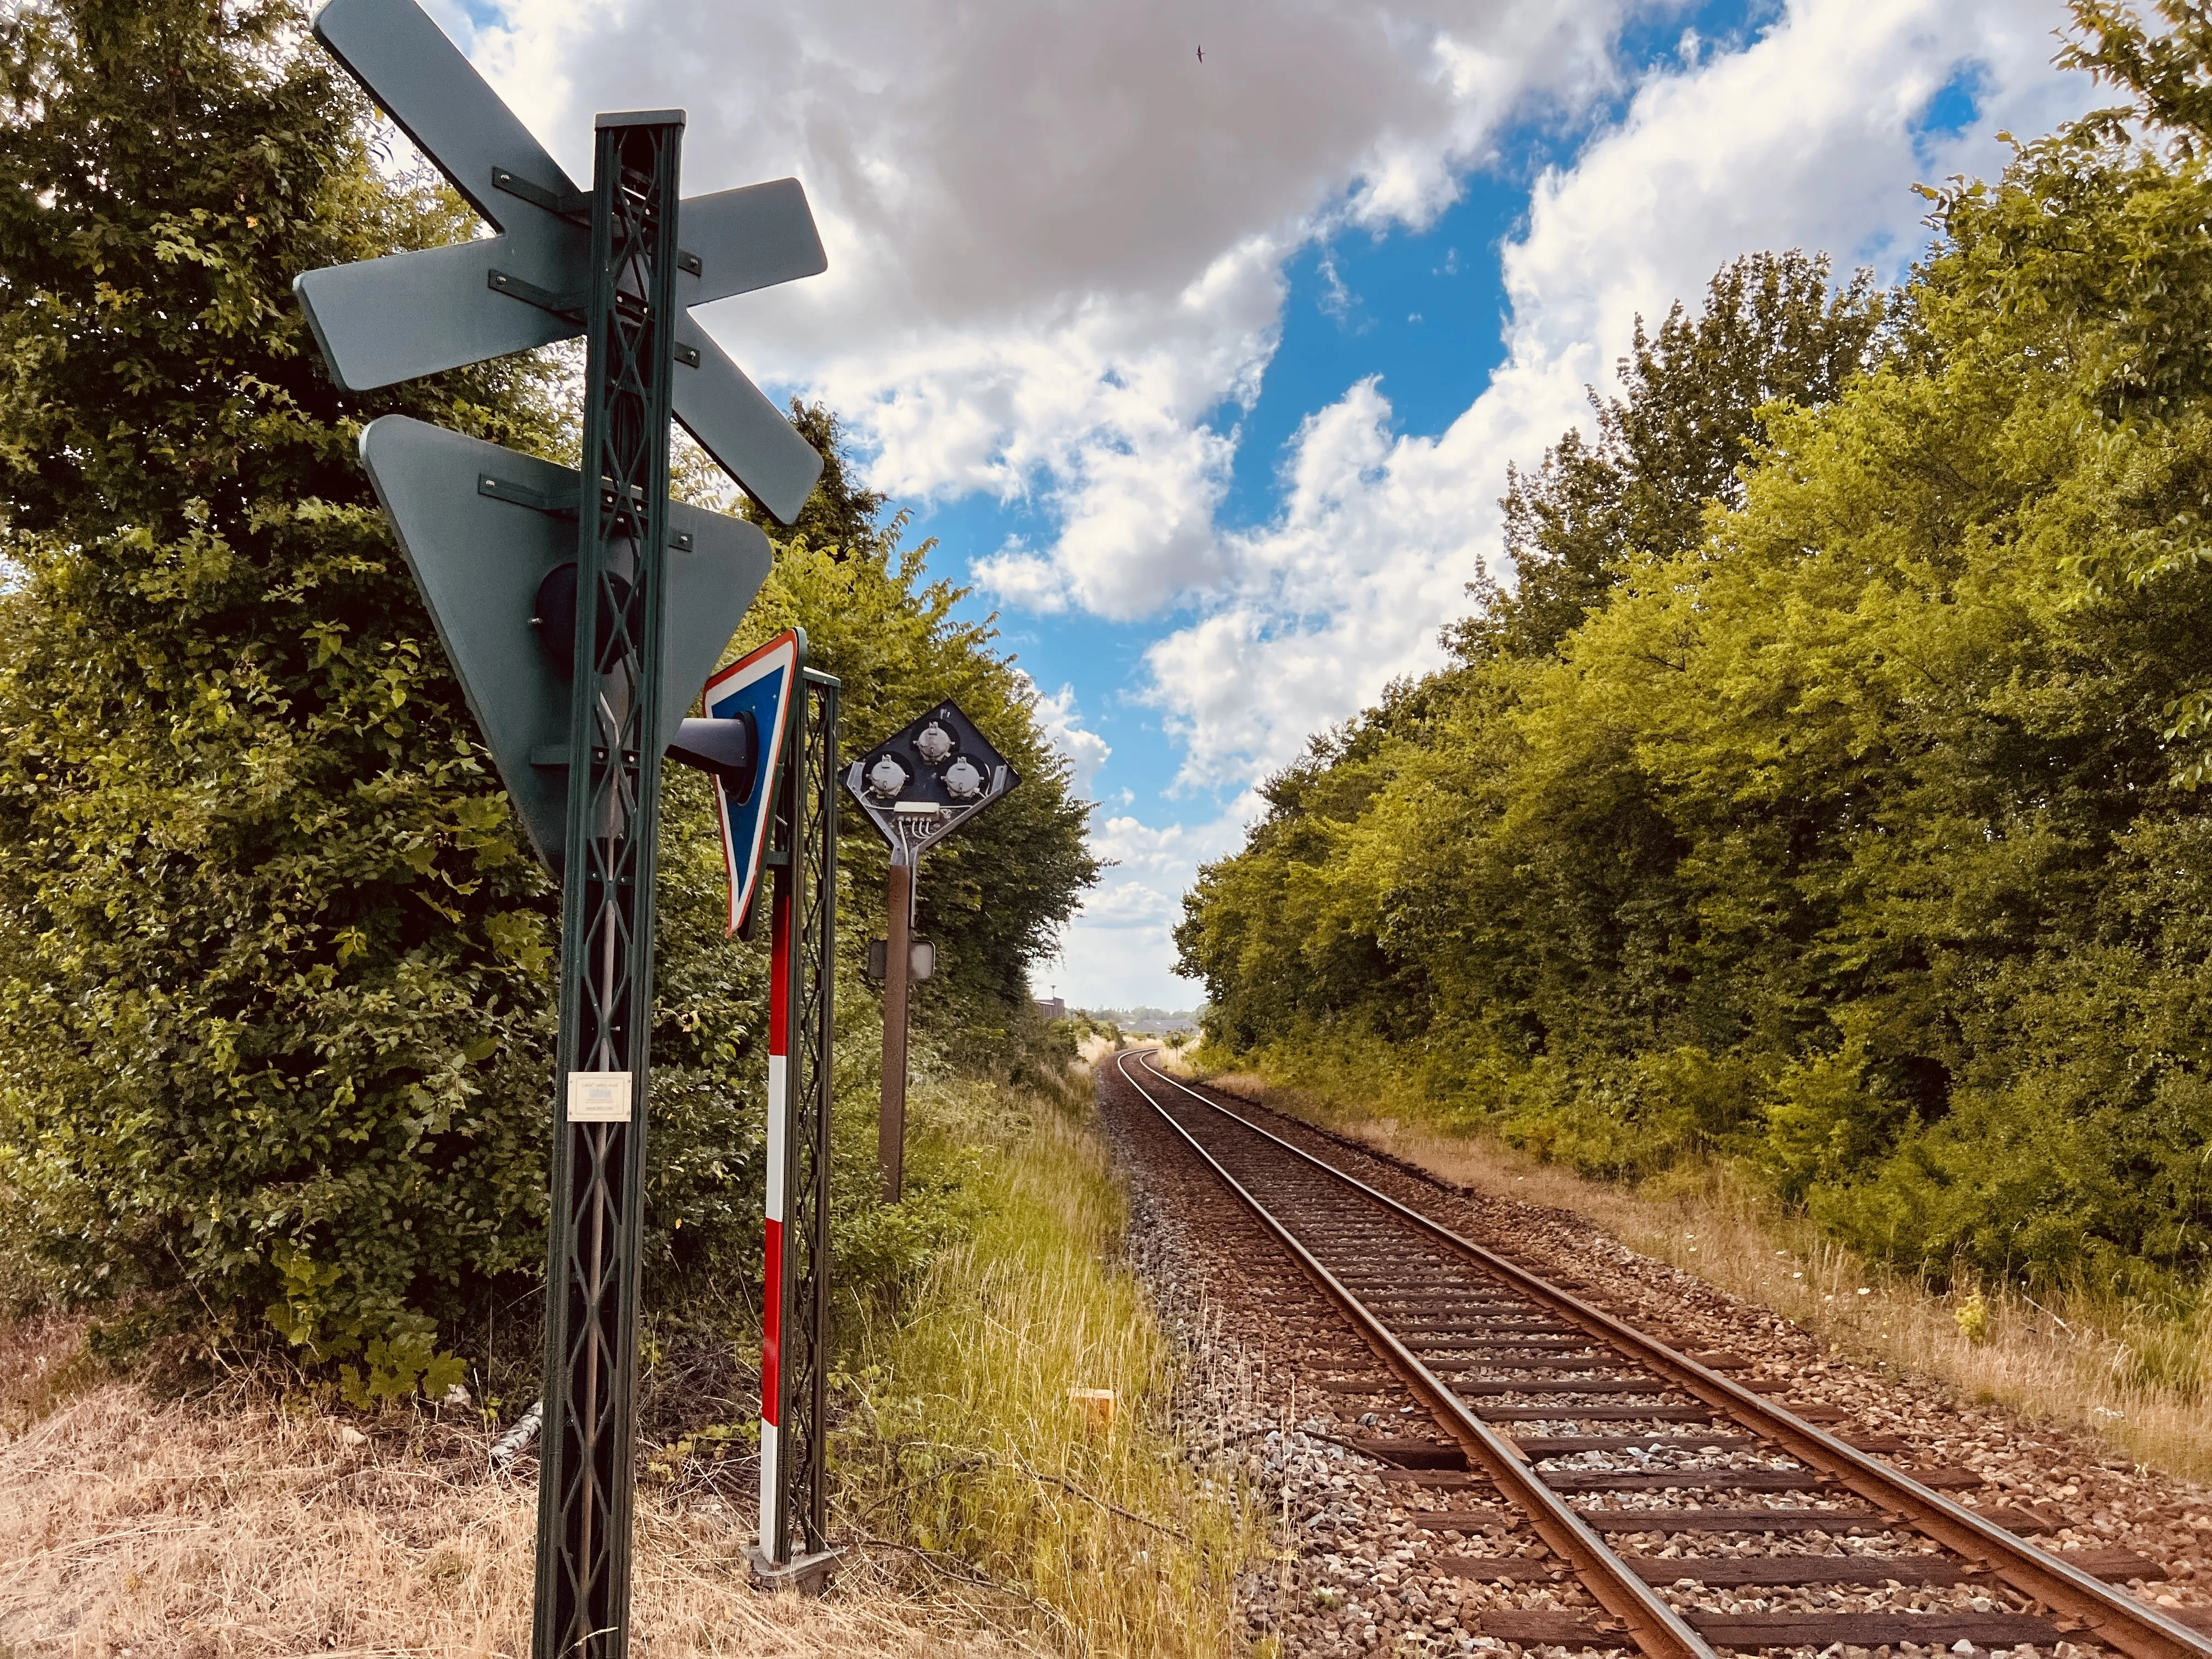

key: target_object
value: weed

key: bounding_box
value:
[1955,1290,1990,1344]
[836,1069,1265,1655]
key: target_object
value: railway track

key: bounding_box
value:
[1113,1048,2212,1659]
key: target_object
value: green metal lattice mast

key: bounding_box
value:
[531,111,685,1659]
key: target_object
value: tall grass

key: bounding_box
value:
[836,1072,1263,1656]
[0,1051,1261,1654]
[0,1377,1049,1656]
[1202,1068,2212,1485]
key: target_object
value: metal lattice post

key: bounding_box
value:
[790,671,840,1554]
[534,111,684,1659]
[757,669,840,1576]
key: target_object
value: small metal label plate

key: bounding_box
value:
[567,1071,634,1122]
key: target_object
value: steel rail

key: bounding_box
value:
[1114,1050,1719,1659]
[1124,1049,2212,1659]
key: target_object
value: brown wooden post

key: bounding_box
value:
[847,698,1020,1203]
[879,851,914,1202]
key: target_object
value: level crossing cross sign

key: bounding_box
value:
[292,0,834,1651]
[298,0,827,874]
[296,0,826,526]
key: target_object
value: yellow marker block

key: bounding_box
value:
[1068,1387,1116,1430]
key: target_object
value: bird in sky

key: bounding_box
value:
[1196,44,1204,63]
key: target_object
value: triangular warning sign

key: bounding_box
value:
[358,414,772,872]
[704,629,803,933]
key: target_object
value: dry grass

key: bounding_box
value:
[0,1071,1255,1657]
[1203,1070,2212,1485]
[0,1379,1036,1658]
[0,1066,1256,1657]
[837,1079,1263,1657]
[0,1308,94,1438]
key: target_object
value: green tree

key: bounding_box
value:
[0,2,1102,1376]
[1178,7,2212,1290]
[2049,0,2212,785]
[761,402,890,559]
[1184,250,1891,1068]
[1458,252,1887,663]
[0,0,565,1377]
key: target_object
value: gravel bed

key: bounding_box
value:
[1104,1062,1626,1657]
[1228,1094,2212,1616]
[1099,1058,2212,1658]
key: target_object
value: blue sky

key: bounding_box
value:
[901,162,1537,819]
[849,2,2067,1007]
[450,0,2090,1008]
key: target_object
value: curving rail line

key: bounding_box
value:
[1114,1047,2212,1659]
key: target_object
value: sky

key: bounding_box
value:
[421,0,2095,1009]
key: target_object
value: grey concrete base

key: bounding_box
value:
[745,1543,847,1595]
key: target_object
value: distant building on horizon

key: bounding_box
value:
[1034,996,1067,1022]
[1077,1005,1200,1035]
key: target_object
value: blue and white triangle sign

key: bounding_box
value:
[704,628,802,934]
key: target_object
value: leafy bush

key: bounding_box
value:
[1177,9,2212,1294]
[0,0,565,1367]
[0,2,1099,1375]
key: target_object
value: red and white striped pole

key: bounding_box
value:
[759,863,793,1559]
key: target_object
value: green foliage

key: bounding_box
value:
[0,0,563,1377]
[1458,251,1888,664]
[336,1319,469,1410]
[1178,7,2212,1295]
[0,2,1098,1372]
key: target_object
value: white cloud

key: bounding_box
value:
[1144,376,1503,788]
[1024,681,1112,800]
[1045,810,1253,1009]
[973,543,1065,614]
[1141,0,2091,790]
[454,0,1649,617]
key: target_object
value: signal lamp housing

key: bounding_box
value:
[531,561,634,675]
[666,712,760,802]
